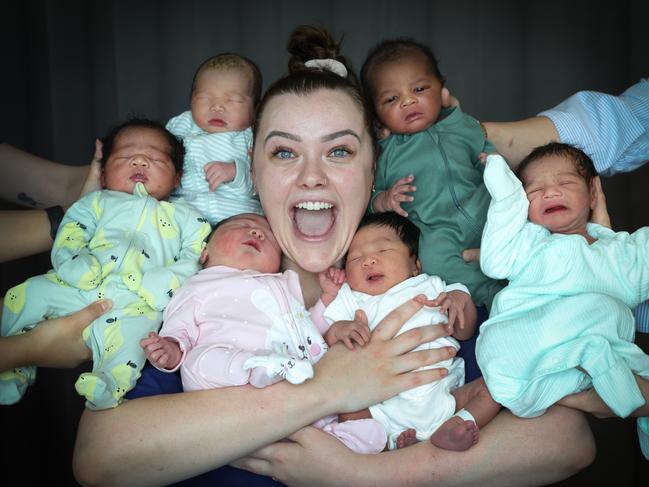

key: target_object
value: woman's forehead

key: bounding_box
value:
[259,89,365,134]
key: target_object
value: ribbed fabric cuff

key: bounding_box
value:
[592,360,644,417]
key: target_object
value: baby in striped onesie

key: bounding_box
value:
[167,53,263,225]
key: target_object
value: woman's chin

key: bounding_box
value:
[284,238,342,273]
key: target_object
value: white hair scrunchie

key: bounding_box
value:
[304,58,348,78]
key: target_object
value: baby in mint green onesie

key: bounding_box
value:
[1,118,211,409]
[477,143,649,459]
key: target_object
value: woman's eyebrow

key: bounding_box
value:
[264,130,301,143]
[321,130,360,143]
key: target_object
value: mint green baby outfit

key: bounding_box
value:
[372,106,502,308]
[477,156,649,458]
[1,184,210,409]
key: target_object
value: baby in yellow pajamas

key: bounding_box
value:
[0,118,211,409]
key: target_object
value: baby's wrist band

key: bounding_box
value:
[45,205,65,240]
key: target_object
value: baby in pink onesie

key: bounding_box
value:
[140,213,386,453]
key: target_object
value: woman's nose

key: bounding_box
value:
[297,157,327,189]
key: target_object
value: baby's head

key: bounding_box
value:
[201,213,281,274]
[345,212,421,296]
[516,143,598,236]
[190,53,262,134]
[361,38,445,135]
[101,117,183,200]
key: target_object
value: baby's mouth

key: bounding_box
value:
[293,202,335,238]
[242,239,261,252]
[130,173,148,183]
[366,272,383,282]
[209,118,226,127]
[544,205,567,214]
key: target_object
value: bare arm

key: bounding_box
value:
[236,406,594,487]
[481,117,559,170]
[0,209,53,262]
[0,142,91,208]
[73,297,456,486]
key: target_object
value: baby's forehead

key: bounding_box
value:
[216,214,270,232]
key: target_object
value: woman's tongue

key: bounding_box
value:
[294,207,334,237]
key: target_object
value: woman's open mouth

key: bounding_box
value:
[292,201,335,239]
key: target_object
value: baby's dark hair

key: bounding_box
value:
[253,25,378,160]
[360,38,445,100]
[101,116,185,173]
[516,142,598,186]
[356,211,420,258]
[191,53,263,106]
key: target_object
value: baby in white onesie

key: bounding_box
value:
[321,211,500,451]
[140,213,386,454]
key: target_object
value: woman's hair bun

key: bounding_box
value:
[287,25,347,75]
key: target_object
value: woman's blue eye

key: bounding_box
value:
[330,147,350,158]
[273,149,294,160]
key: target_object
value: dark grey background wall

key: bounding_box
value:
[1,0,648,486]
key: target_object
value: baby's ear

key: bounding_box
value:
[199,247,209,266]
[413,258,422,276]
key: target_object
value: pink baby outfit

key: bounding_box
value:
[158,265,386,453]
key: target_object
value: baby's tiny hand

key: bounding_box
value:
[319,267,346,306]
[429,291,470,332]
[204,161,236,191]
[324,311,371,350]
[373,175,416,217]
[140,331,181,370]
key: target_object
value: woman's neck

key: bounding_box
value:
[282,255,322,308]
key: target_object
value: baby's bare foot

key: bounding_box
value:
[396,428,418,449]
[430,416,479,451]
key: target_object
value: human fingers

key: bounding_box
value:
[356,322,371,343]
[590,176,612,229]
[441,87,461,109]
[447,306,457,329]
[349,329,367,347]
[429,292,447,307]
[389,202,409,218]
[388,323,451,356]
[333,268,346,285]
[462,248,481,262]
[93,139,103,161]
[342,335,356,350]
[391,346,455,375]
[371,297,426,341]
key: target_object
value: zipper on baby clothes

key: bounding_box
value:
[429,132,482,236]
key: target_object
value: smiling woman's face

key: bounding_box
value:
[252,89,375,273]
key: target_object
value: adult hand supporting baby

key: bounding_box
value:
[312,295,455,414]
